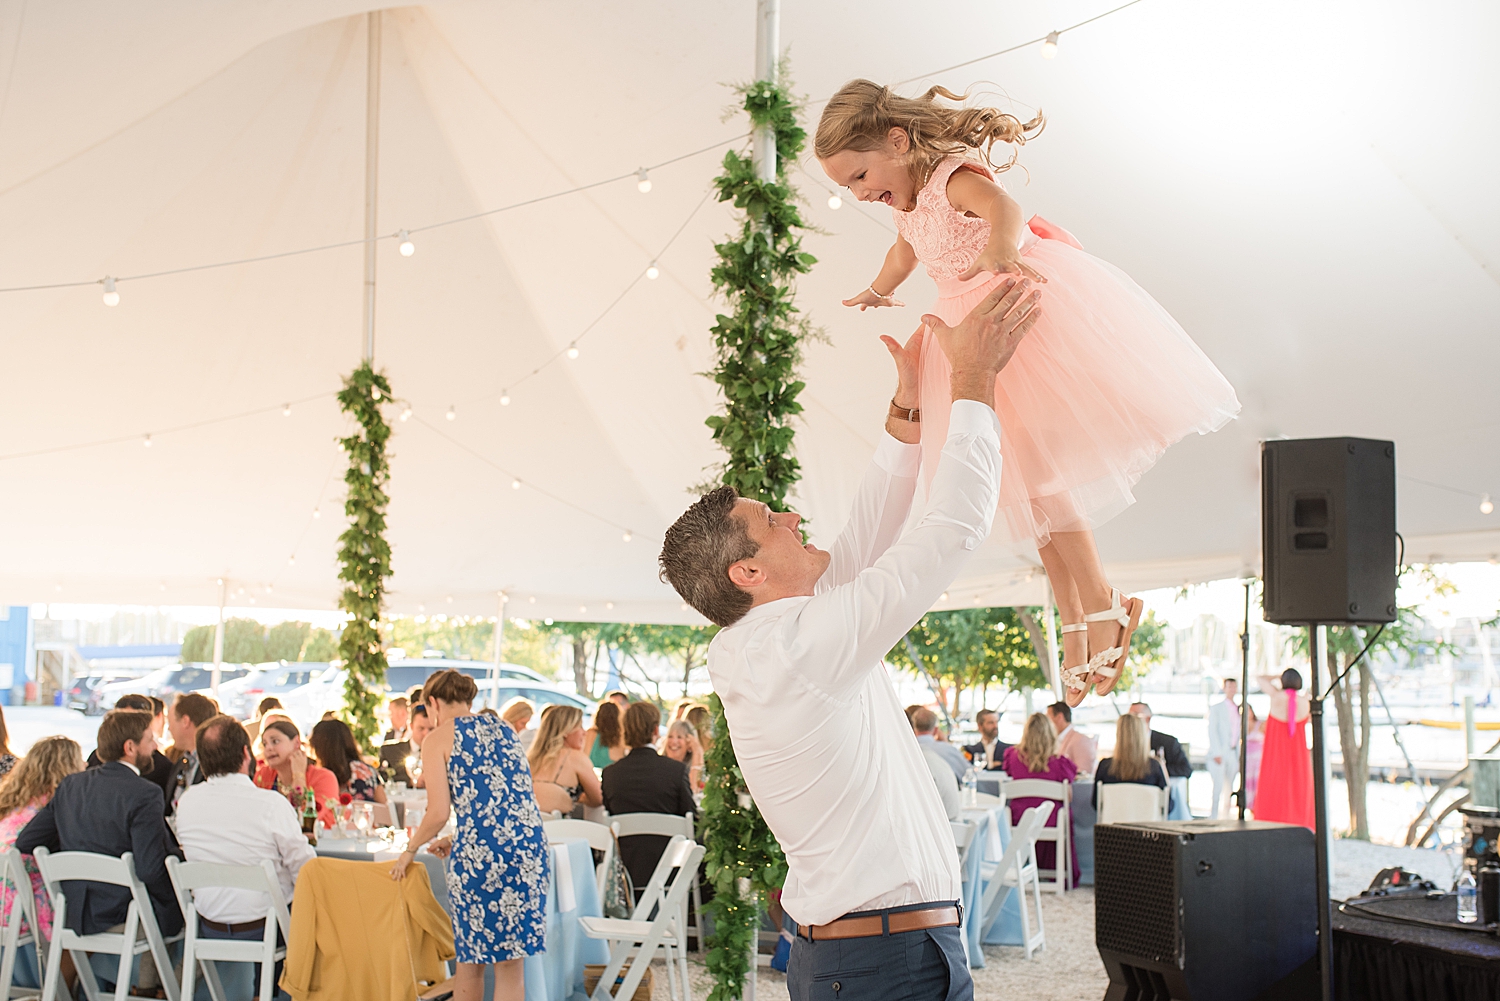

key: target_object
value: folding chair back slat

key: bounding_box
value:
[579,838,706,1001]
[544,819,617,902]
[0,848,42,999]
[610,814,703,955]
[167,857,290,1001]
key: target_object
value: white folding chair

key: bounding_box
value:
[610,812,702,954]
[950,820,979,964]
[544,819,616,902]
[33,848,184,1001]
[978,802,1053,960]
[165,858,291,1001]
[0,848,47,998]
[580,836,705,1001]
[1002,779,1072,893]
[1095,782,1169,825]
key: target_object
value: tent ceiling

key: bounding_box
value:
[2,1,1497,623]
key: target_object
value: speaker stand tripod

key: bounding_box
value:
[1306,624,1333,1001]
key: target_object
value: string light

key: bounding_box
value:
[528,596,537,604]
[312,507,321,519]
[101,277,119,306]
[500,392,511,406]
[511,479,521,490]
[579,605,588,614]
[622,531,632,543]
[400,405,412,422]
[287,555,296,566]
[142,434,152,448]
[159,582,167,592]
[446,405,457,421]
[940,592,949,601]
[567,343,580,360]
[371,385,381,400]
[827,194,842,210]
[397,230,415,257]
[636,168,652,193]
[1042,31,1060,57]
[646,263,660,280]
[446,595,454,603]
[283,404,292,417]
[606,601,614,610]
[1483,494,1495,515]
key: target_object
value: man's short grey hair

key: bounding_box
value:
[659,486,759,627]
[910,707,939,734]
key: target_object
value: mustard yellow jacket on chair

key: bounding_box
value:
[281,856,456,1001]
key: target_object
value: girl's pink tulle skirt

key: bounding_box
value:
[917,219,1240,547]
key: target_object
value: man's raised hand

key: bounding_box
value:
[923,277,1041,405]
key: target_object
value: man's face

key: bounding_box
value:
[410,711,435,747]
[1046,709,1065,734]
[978,713,999,740]
[168,711,194,747]
[1129,704,1151,725]
[729,499,830,597]
[390,705,409,731]
[128,728,158,773]
[1223,680,1238,700]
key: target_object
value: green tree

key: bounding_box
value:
[181,619,270,664]
[540,622,639,700]
[888,607,1047,716]
[302,628,339,662]
[629,624,719,699]
[265,621,310,662]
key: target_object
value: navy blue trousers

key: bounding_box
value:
[787,902,973,1001]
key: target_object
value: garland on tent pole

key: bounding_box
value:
[700,71,811,1001]
[337,362,394,750]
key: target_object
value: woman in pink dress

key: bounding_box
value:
[817,81,1239,706]
[1002,713,1080,888]
[1254,669,1314,829]
[1243,705,1265,812]
[0,736,86,942]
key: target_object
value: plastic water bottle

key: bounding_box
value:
[1457,869,1479,924]
[963,767,978,808]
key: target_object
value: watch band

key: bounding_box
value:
[888,400,921,423]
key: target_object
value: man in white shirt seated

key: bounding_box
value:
[175,714,315,998]
[911,709,962,822]
[660,278,1038,1001]
[911,707,968,783]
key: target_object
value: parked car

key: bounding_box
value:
[217,661,331,718]
[96,664,250,706]
[65,674,134,716]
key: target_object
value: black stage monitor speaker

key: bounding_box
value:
[1261,436,1397,625]
[1095,820,1318,1001]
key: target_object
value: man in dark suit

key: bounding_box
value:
[85,695,174,797]
[18,708,184,939]
[601,702,695,891]
[962,708,1011,770]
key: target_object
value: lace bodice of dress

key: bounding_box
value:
[892,157,997,282]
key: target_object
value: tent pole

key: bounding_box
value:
[1238,578,1252,820]
[752,0,779,185]
[211,578,226,697]
[362,11,382,363]
[1044,576,1060,701]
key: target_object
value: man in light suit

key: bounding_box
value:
[1046,702,1097,774]
[1206,678,1241,818]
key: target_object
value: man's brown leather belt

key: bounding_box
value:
[199,916,266,935]
[796,904,960,941]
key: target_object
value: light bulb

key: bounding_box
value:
[159,582,167,592]
[446,595,454,603]
[828,194,842,210]
[511,479,521,490]
[940,591,949,601]
[102,276,119,307]
[680,602,690,612]
[265,583,274,593]
[446,405,457,421]
[567,343,580,359]
[312,507,321,519]
[646,263,660,280]
[397,229,415,257]
[283,404,292,417]
[400,406,412,422]
[1042,31,1059,58]
[636,168,652,193]
[606,601,615,610]
[579,605,588,614]
[1482,494,1495,515]
[500,392,511,406]
[371,385,381,400]
[142,434,152,448]
[528,595,537,604]
[622,531,633,543]
[288,555,296,566]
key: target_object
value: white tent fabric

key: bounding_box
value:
[2,1,1497,622]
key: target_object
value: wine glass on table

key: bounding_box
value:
[404,805,425,850]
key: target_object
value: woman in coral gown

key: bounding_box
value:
[1254,669,1314,829]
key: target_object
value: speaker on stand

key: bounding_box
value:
[1261,437,1399,1001]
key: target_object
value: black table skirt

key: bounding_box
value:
[1334,895,1500,1001]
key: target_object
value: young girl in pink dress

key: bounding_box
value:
[816,80,1240,705]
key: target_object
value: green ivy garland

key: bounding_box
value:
[701,695,788,1001]
[336,361,393,751]
[700,75,810,1001]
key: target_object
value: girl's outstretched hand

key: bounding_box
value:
[842,286,905,311]
[957,246,1047,284]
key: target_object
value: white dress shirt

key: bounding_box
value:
[708,400,1002,926]
[174,772,316,923]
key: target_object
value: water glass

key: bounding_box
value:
[404,805,425,848]
[352,802,374,838]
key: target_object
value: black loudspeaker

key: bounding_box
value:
[1261,437,1397,625]
[1095,820,1318,1001]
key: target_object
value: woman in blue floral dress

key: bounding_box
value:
[390,670,549,1000]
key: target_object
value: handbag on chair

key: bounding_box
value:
[602,831,635,920]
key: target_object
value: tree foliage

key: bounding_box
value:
[181,619,322,664]
[887,607,1048,714]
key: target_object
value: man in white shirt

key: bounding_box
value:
[660,278,1038,1001]
[1207,678,1241,818]
[175,714,314,997]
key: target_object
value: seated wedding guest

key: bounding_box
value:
[479,707,500,718]
[1129,701,1192,819]
[910,707,968,781]
[601,701,694,891]
[310,718,387,805]
[660,719,706,790]
[405,703,437,788]
[918,729,962,822]
[527,705,603,816]
[1002,712,1080,887]
[962,709,1011,770]
[162,692,218,816]
[1047,702,1097,774]
[685,704,715,761]
[500,697,535,736]
[244,696,284,745]
[176,715,315,999]
[383,696,410,742]
[585,701,627,768]
[17,710,184,940]
[602,690,630,711]
[0,736,85,943]
[1093,712,1168,809]
[670,699,695,723]
[253,718,338,826]
[87,694,174,795]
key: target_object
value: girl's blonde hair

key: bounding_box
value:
[0,736,83,819]
[527,704,582,771]
[815,79,1044,186]
[1110,713,1153,782]
[1016,712,1057,773]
